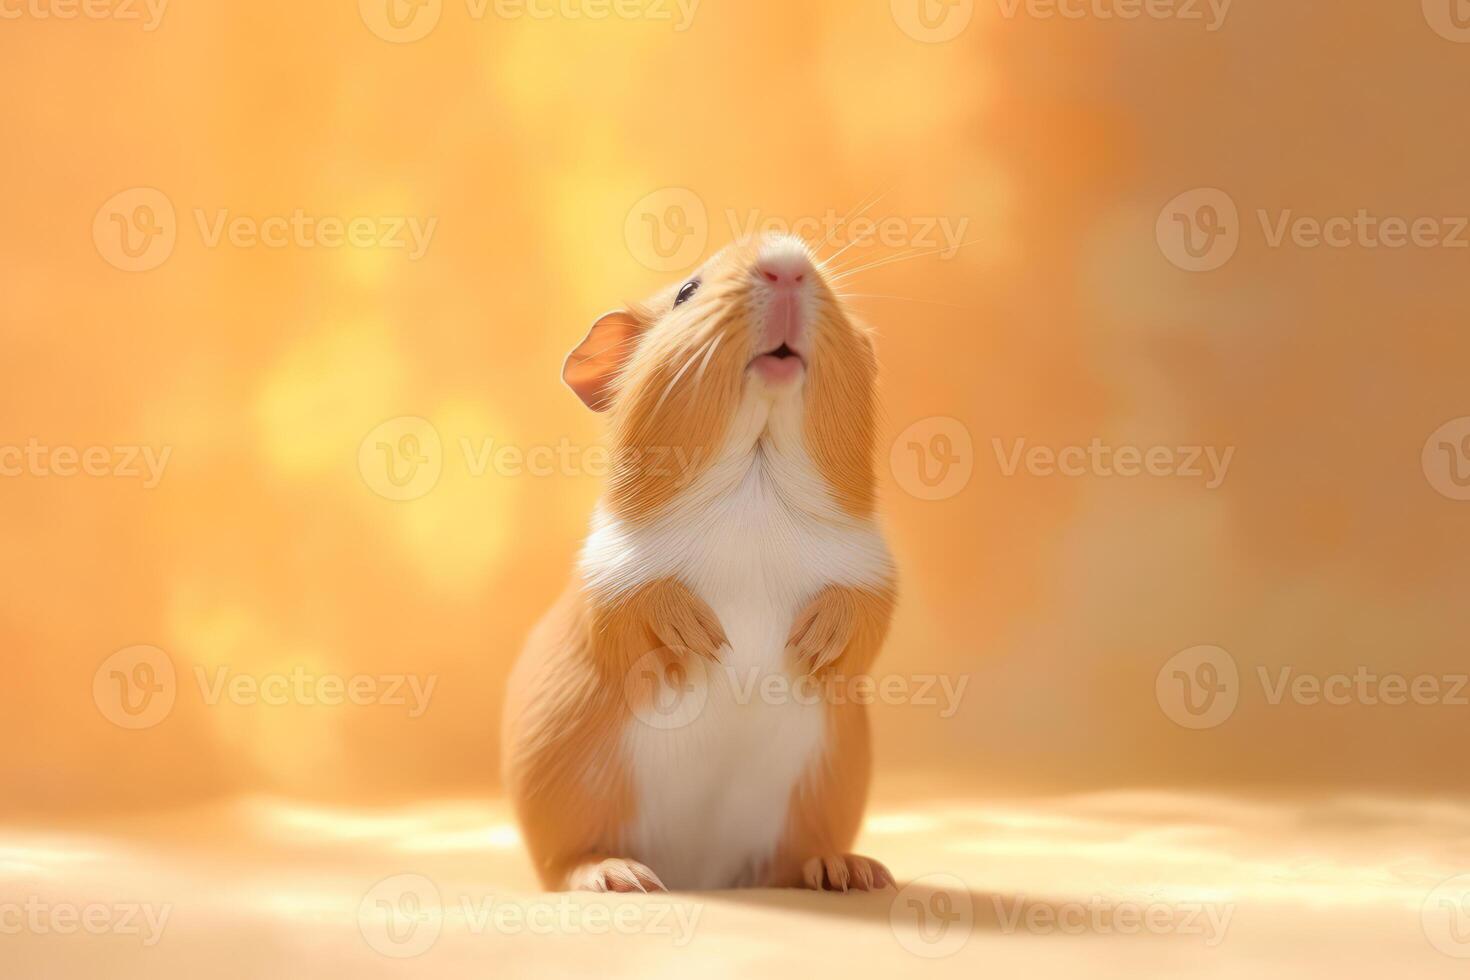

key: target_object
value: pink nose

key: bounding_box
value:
[759,264,806,286]
[755,244,813,289]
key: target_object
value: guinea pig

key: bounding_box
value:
[501,233,897,892]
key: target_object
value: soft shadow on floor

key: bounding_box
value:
[5,793,1468,977]
[698,882,1103,936]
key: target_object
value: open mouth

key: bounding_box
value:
[749,341,806,382]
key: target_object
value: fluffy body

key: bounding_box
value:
[503,236,897,892]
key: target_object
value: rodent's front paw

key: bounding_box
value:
[800,854,894,893]
[566,857,667,893]
[786,587,857,674]
[647,580,728,662]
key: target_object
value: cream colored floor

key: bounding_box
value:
[4,790,1468,978]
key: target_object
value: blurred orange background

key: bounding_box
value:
[4,0,1470,824]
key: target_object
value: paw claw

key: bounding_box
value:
[800,854,888,893]
[825,856,850,892]
[567,858,667,893]
[787,588,857,675]
[651,583,728,662]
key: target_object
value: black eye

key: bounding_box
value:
[674,279,700,307]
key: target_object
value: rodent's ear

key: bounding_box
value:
[563,310,643,412]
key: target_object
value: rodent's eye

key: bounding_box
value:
[674,279,700,308]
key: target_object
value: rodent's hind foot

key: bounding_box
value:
[565,857,668,893]
[800,854,895,893]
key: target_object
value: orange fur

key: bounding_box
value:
[502,576,728,888]
[803,295,881,517]
[604,300,747,523]
[764,585,895,887]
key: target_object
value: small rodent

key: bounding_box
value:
[502,233,897,892]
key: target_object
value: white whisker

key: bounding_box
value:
[826,245,927,279]
[837,292,978,311]
[693,334,723,387]
[653,337,712,418]
[815,183,894,262]
[829,240,984,283]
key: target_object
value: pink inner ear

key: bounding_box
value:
[563,311,642,412]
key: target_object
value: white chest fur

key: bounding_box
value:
[579,420,893,889]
